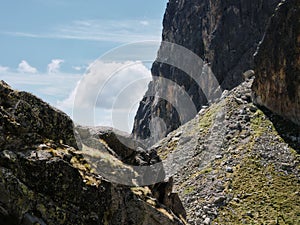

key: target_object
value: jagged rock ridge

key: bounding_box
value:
[133,0,281,144]
[151,77,300,224]
[0,82,185,225]
[0,80,77,150]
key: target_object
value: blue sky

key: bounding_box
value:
[0,0,167,131]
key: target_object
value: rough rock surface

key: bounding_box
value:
[0,81,185,225]
[0,81,77,149]
[133,0,280,143]
[75,126,151,165]
[252,0,300,125]
[1,0,300,224]
[151,78,300,224]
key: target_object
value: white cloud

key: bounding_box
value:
[55,19,162,42]
[140,20,150,26]
[3,19,162,43]
[48,59,64,74]
[0,59,151,132]
[0,66,9,72]
[58,60,151,132]
[0,70,81,105]
[18,60,38,73]
[73,66,83,71]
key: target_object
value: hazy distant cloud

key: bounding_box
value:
[0,70,81,100]
[3,19,162,43]
[140,20,150,26]
[3,32,41,38]
[18,60,38,73]
[48,59,64,73]
[61,60,151,109]
[58,60,151,131]
[0,66,9,72]
[56,19,162,42]
[72,66,84,71]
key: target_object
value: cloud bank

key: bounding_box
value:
[0,66,9,72]
[59,60,151,131]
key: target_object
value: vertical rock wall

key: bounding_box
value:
[133,0,280,144]
[252,0,300,125]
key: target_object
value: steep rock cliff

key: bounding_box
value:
[133,0,280,144]
[252,0,300,125]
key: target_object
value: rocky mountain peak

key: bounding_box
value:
[132,0,281,145]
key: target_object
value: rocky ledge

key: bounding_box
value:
[0,81,185,225]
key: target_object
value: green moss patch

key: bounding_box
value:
[215,158,300,224]
[198,104,223,135]
[183,186,195,195]
[214,107,300,224]
[157,139,179,160]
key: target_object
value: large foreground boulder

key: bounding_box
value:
[0,80,77,149]
[0,81,185,225]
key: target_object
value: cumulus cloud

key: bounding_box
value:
[58,60,151,131]
[48,59,64,73]
[0,66,9,72]
[18,60,37,73]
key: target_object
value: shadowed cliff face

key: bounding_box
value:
[132,0,280,145]
[252,0,300,125]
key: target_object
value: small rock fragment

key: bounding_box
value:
[226,166,233,173]
[203,217,211,225]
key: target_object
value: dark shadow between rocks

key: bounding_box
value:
[74,126,187,219]
[0,214,18,225]
[259,106,300,154]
